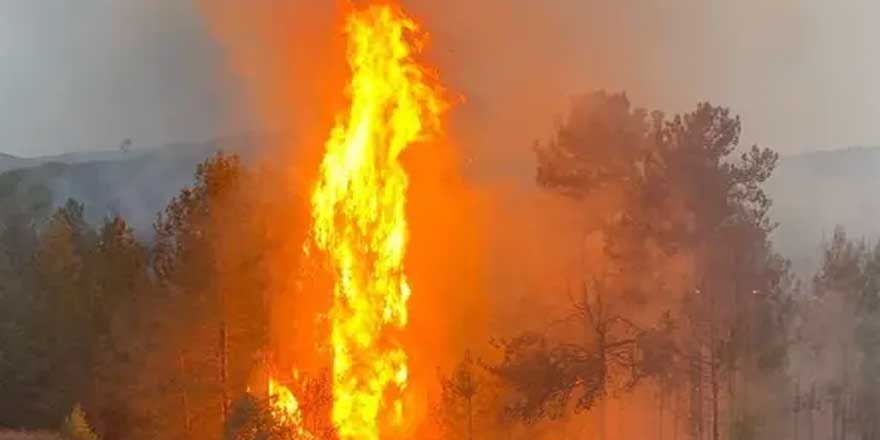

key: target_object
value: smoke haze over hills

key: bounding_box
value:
[3,0,880,158]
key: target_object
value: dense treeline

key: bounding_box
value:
[1,92,879,440]
[0,154,272,439]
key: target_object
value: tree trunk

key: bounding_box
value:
[673,386,679,440]
[467,395,473,440]
[836,398,841,440]
[692,357,704,440]
[179,352,191,437]
[844,343,851,440]
[596,312,608,440]
[708,286,720,440]
[794,378,800,440]
[659,388,665,440]
[808,382,815,440]
[711,370,719,440]
[219,322,229,427]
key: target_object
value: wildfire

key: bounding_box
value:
[264,2,445,438]
[308,3,446,440]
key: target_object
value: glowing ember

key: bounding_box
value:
[308,3,446,439]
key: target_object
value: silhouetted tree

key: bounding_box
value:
[525,91,795,438]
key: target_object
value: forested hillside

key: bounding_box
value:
[0,134,268,235]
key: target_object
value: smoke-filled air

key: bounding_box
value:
[3,1,880,440]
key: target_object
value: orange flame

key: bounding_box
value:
[309,3,446,439]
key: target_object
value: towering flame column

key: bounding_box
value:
[310,4,446,439]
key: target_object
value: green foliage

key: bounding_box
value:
[60,404,98,440]
[0,164,57,222]
[0,153,270,438]
[29,200,97,422]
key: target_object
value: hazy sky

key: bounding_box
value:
[0,0,251,156]
[1,0,878,157]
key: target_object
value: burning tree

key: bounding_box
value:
[267,3,450,440]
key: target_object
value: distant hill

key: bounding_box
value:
[0,147,137,173]
[0,133,270,235]
[1,138,875,277]
[766,146,880,276]
[0,153,44,174]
